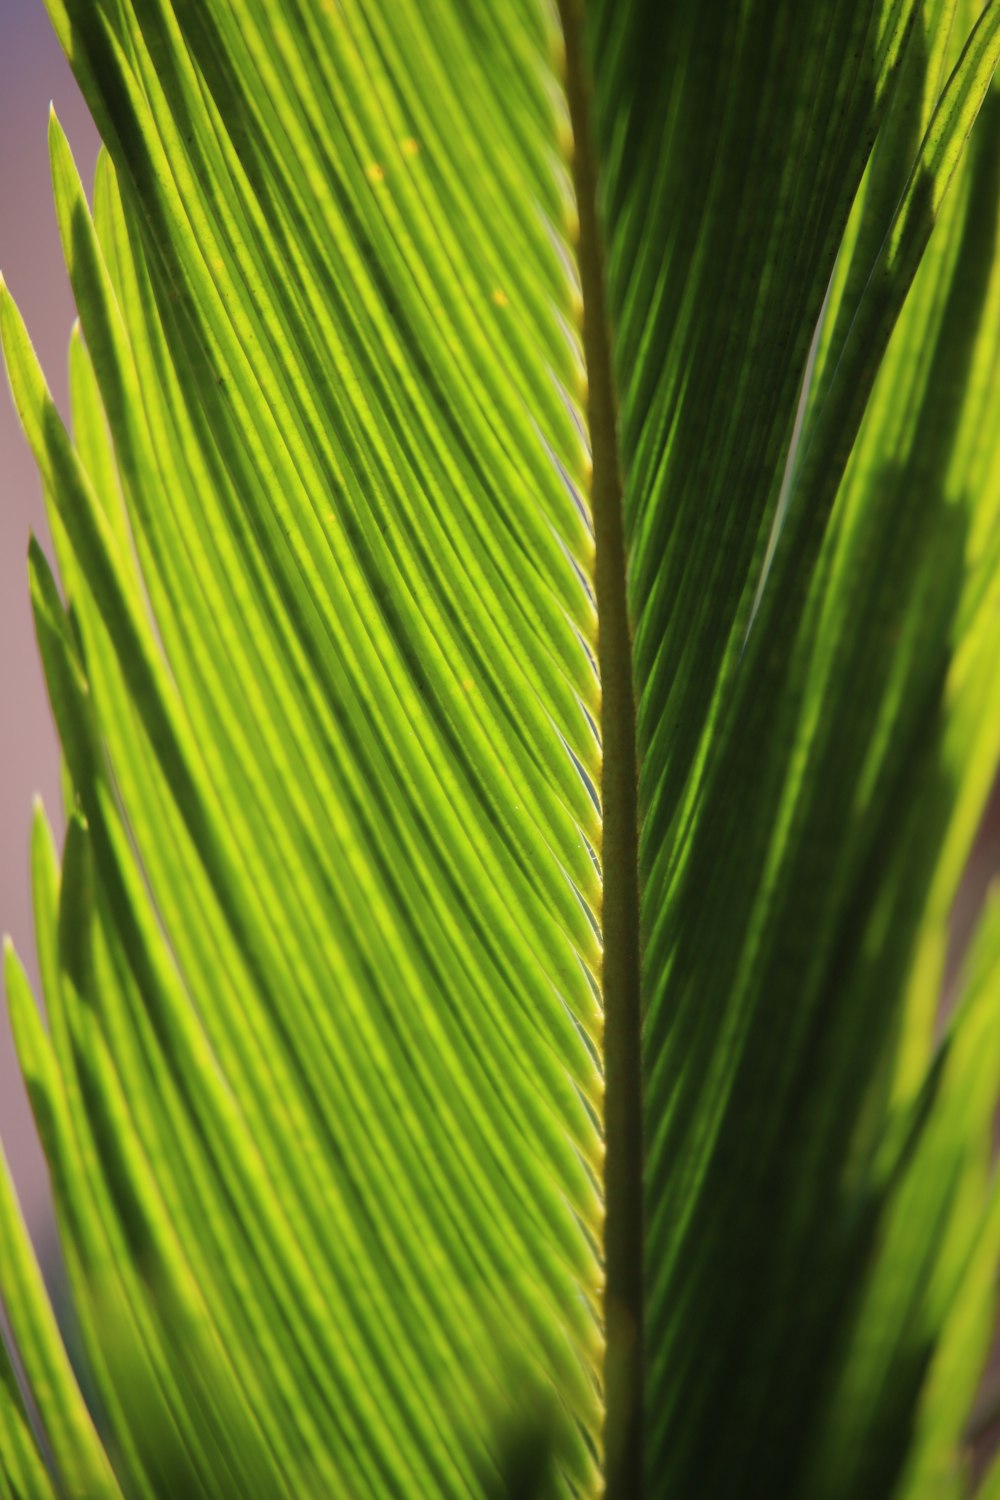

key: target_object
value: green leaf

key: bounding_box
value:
[0,945,122,1500]
[1,1,999,1497]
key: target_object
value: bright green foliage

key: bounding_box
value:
[597,3,1000,1492]
[1,0,999,1497]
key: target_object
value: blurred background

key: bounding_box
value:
[0,0,98,1260]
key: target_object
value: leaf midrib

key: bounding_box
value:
[557,6,644,1496]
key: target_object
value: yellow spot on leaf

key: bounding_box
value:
[462,678,474,693]
[401,137,420,157]
[366,163,385,183]
[491,289,509,308]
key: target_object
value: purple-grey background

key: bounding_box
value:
[1,0,98,1254]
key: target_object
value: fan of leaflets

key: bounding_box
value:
[2,0,1000,1496]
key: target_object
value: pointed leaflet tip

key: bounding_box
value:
[47,104,82,233]
[30,796,63,876]
[93,145,114,203]
[48,102,71,176]
[26,535,48,596]
[30,793,61,866]
[1,936,22,1006]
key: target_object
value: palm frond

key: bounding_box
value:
[1,1,999,1497]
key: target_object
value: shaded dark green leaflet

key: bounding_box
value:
[1,0,1000,1497]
